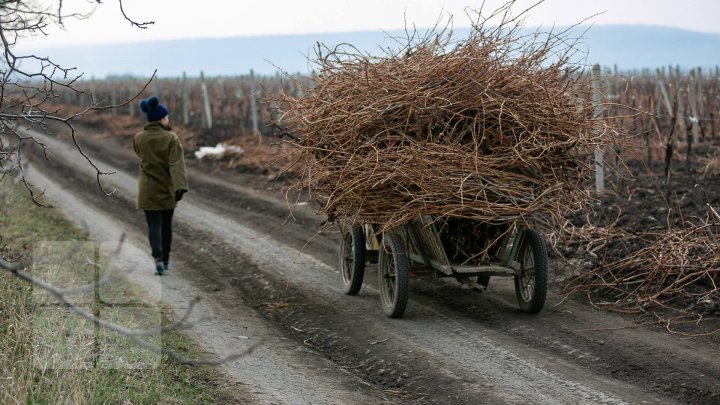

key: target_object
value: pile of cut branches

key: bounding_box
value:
[563,206,720,329]
[276,1,616,232]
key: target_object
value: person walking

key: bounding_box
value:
[133,96,188,275]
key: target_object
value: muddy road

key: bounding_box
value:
[23,127,720,404]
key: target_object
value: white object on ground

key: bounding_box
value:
[194,143,244,159]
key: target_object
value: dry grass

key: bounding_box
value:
[0,184,241,404]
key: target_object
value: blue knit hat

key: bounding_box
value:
[140,96,169,122]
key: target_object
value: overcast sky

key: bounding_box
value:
[22,0,720,49]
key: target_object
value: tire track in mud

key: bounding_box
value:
[175,205,638,404]
[26,129,709,404]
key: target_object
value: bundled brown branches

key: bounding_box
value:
[277,1,615,232]
[565,207,720,326]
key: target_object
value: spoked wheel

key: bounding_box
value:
[340,226,366,295]
[378,233,409,318]
[514,229,548,313]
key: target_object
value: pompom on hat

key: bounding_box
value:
[140,96,169,122]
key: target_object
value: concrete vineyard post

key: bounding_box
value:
[250,69,260,139]
[128,82,135,117]
[89,77,96,105]
[63,86,72,105]
[233,77,245,130]
[689,69,701,144]
[650,95,660,167]
[668,65,674,82]
[716,67,720,140]
[110,89,117,115]
[294,74,305,98]
[149,75,157,98]
[200,71,213,130]
[695,67,707,143]
[607,66,622,191]
[656,78,673,118]
[182,71,190,126]
[592,64,604,193]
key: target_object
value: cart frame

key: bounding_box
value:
[339,216,548,318]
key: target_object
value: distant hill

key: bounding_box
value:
[22,25,720,78]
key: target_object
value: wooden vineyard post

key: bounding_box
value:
[182,71,190,126]
[250,69,260,139]
[592,64,604,193]
[200,71,213,130]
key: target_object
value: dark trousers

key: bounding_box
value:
[144,210,174,263]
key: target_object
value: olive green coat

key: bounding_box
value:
[133,122,189,210]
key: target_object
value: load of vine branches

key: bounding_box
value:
[276,1,616,232]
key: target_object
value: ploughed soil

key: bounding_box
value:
[22,121,720,404]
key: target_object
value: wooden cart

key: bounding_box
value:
[339,216,548,318]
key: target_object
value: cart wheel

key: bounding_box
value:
[340,226,366,295]
[378,233,409,318]
[514,229,548,313]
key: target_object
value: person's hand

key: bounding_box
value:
[175,189,187,202]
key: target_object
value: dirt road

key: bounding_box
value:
[23,127,720,404]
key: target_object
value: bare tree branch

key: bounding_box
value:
[0,1,256,367]
[117,0,154,29]
[0,0,158,198]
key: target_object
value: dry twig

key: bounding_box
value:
[564,209,720,334]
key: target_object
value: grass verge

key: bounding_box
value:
[0,184,245,404]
